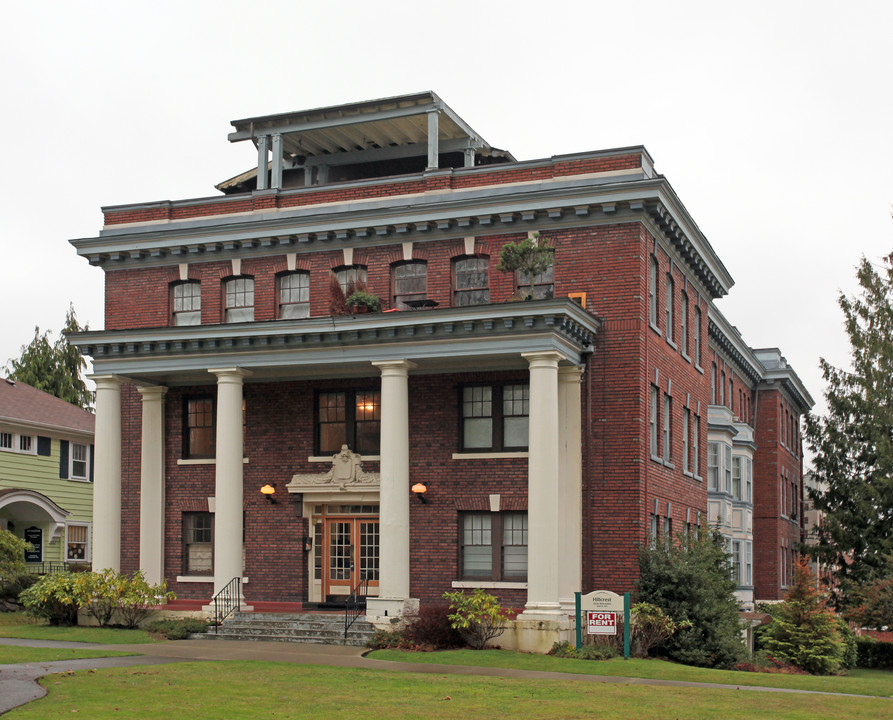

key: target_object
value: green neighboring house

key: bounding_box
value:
[0,377,95,570]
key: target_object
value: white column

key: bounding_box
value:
[558,366,584,612]
[426,110,440,171]
[366,359,417,618]
[256,135,269,190]
[91,375,122,572]
[520,351,565,618]
[137,386,167,586]
[210,368,250,597]
[271,133,283,189]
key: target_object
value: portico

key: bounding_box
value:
[75,299,597,620]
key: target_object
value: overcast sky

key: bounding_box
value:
[1,1,891,434]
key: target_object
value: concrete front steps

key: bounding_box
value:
[197,611,376,647]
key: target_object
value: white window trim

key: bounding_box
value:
[451,580,527,589]
[69,442,90,482]
[451,452,529,460]
[65,522,91,563]
[178,458,250,465]
[0,431,37,455]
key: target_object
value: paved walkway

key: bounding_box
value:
[0,636,885,715]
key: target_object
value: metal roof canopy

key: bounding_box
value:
[226,92,509,190]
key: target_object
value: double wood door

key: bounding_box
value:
[323,516,379,599]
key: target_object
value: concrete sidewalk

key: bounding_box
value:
[0,636,885,715]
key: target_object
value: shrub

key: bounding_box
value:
[346,291,382,313]
[549,640,617,660]
[761,558,845,675]
[734,650,808,674]
[442,589,513,649]
[837,619,858,669]
[0,529,29,585]
[631,602,691,658]
[403,604,464,649]
[855,635,893,668]
[119,572,175,628]
[20,573,85,625]
[146,618,209,640]
[367,627,410,650]
[636,528,745,668]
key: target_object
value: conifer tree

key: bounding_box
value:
[805,251,893,601]
[6,305,92,410]
[761,557,844,675]
[636,528,744,668]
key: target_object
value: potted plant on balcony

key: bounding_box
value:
[497,232,554,301]
[346,290,382,314]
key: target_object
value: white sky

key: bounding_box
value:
[1,0,891,429]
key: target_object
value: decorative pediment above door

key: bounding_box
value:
[287,445,380,495]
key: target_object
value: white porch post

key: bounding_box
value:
[366,359,417,618]
[519,351,565,619]
[558,366,584,612]
[137,386,167,586]
[92,375,123,572]
[210,368,250,597]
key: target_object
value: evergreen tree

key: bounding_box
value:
[805,252,893,602]
[497,232,554,299]
[762,557,844,675]
[636,528,745,668]
[6,305,92,410]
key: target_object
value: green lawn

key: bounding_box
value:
[0,612,157,644]
[0,646,135,664]
[4,661,891,720]
[368,649,893,697]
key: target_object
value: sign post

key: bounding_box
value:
[575,589,631,659]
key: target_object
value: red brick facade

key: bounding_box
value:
[77,98,810,610]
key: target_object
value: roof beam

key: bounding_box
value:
[228,102,443,142]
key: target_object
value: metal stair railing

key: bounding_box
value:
[212,577,241,633]
[344,572,370,639]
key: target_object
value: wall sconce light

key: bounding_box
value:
[303,535,313,553]
[260,484,277,504]
[411,482,428,504]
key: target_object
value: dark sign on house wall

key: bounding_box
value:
[24,526,42,563]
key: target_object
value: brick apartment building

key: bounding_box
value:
[68,92,811,643]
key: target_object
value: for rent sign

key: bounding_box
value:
[587,611,617,635]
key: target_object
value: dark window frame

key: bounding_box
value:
[171,280,202,326]
[452,255,490,307]
[458,382,529,452]
[183,396,215,459]
[182,512,214,576]
[315,388,381,456]
[277,270,310,319]
[458,511,528,581]
[223,275,255,323]
[392,260,428,310]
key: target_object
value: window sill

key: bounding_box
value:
[177,458,250,466]
[649,454,663,464]
[68,477,90,483]
[452,452,529,460]
[451,580,527,589]
[681,352,692,364]
[176,576,249,584]
[649,322,662,336]
[682,470,693,478]
[663,460,675,470]
[693,474,703,482]
[694,364,704,375]
[308,455,380,463]
[666,339,677,351]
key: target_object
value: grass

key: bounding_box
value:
[368,649,893,697]
[3,661,891,720]
[0,646,135,664]
[0,612,157,644]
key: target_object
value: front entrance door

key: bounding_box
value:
[323,517,379,600]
